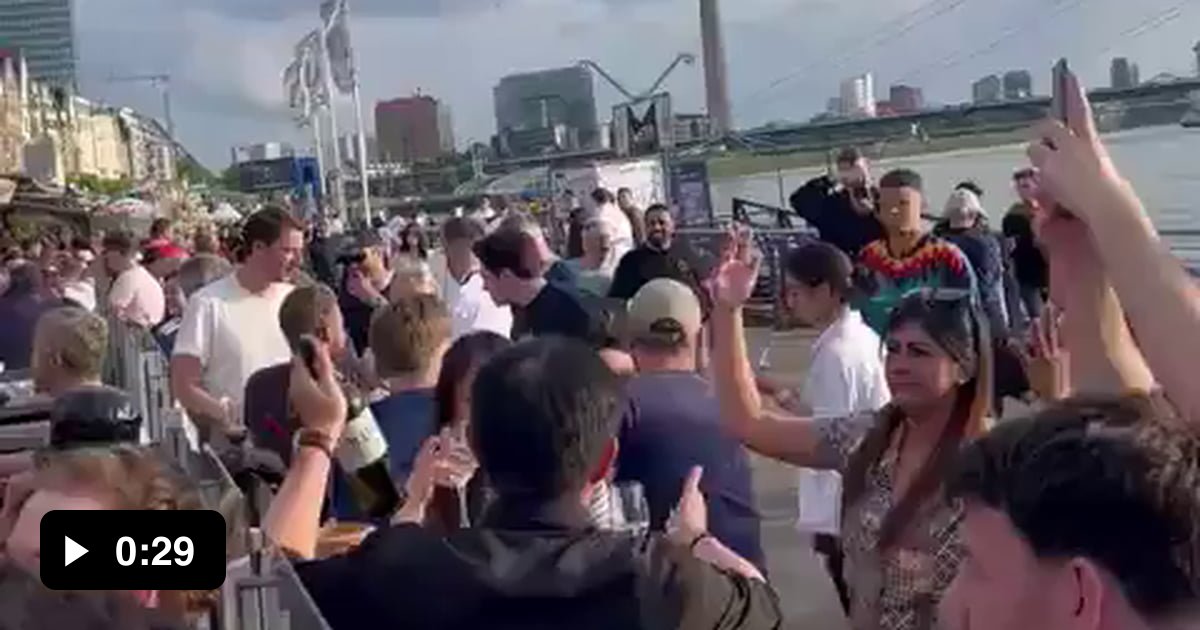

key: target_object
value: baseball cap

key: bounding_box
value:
[627,279,703,346]
[49,385,143,450]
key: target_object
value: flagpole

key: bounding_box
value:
[310,112,325,217]
[317,34,346,222]
[343,0,372,225]
[351,82,372,225]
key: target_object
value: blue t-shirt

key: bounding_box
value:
[331,389,437,521]
[615,372,765,571]
[371,389,438,483]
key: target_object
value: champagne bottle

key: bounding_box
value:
[335,386,402,519]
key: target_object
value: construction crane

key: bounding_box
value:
[107,74,175,142]
[578,53,696,105]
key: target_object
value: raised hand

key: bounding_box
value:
[394,434,444,525]
[288,336,347,441]
[1025,67,1133,226]
[666,466,708,546]
[709,224,761,309]
[1023,303,1067,402]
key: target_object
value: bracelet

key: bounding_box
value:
[296,429,335,460]
[688,532,712,552]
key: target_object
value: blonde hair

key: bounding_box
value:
[34,307,108,381]
[370,294,451,377]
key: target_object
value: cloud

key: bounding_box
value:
[72,0,1200,167]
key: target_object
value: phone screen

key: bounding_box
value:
[1051,58,1070,124]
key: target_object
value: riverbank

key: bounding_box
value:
[707,128,1030,180]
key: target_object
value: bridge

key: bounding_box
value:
[471,77,1200,177]
[739,77,1200,152]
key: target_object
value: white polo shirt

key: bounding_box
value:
[443,270,512,340]
[797,307,891,535]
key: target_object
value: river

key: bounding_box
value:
[711,126,1200,233]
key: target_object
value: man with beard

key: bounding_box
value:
[788,147,884,259]
[171,207,302,444]
[608,205,709,314]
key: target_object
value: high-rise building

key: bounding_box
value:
[972,75,1002,103]
[1193,41,1199,76]
[375,94,454,164]
[0,0,76,87]
[1002,70,1033,100]
[1110,58,1138,89]
[493,66,598,153]
[888,84,924,114]
[838,73,876,118]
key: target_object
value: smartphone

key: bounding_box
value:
[1051,58,1070,125]
[298,336,319,379]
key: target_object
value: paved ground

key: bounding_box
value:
[743,328,850,630]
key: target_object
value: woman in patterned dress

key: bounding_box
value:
[710,227,992,630]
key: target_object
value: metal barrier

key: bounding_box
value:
[104,318,176,445]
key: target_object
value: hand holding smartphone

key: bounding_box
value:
[1047,58,1076,218]
[1050,58,1071,127]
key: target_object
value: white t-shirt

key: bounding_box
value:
[63,279,97,312]
[172,273,294,424]
[108,265,165,328]
[443,270,512,340]
[596,202,635,264]
[796,307,891,535]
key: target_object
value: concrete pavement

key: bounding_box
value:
[744,327,850,630]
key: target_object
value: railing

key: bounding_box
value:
[684,198,1200,323]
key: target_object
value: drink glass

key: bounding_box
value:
[614,482,651,537]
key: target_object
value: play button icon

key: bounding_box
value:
[64,536,88,567]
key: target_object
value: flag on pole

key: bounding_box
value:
[320,0,356,94]
[296,30,328,107]
[285,30,328,125]
[283,58,306,118]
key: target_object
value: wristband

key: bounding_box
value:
[296,429,335,460]
[688,532,712,552]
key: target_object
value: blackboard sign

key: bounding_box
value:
[669,161,715,227]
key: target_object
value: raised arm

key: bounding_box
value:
[1029,71,1189,414]
[262,341,346,559]
[1034,215,1154,397]
[709,228,832,469]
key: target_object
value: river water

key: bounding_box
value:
[712,126,1200,233]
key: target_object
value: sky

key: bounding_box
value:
[73,0,1200,169]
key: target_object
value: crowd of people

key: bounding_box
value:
[0,71,1195,630]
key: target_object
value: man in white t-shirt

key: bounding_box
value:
[590,188,634,267]
[438,217,511,340]
[779,241,889,612]
[102,231,164,328]
[170,207,302,443]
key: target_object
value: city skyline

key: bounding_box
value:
[63,0,1200,167]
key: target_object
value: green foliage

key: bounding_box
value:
[68,174,132,197]
[176,159,215,186]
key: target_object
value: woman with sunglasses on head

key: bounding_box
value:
[711,227,992,630]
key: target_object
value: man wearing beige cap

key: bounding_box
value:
[614,278,765,571]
